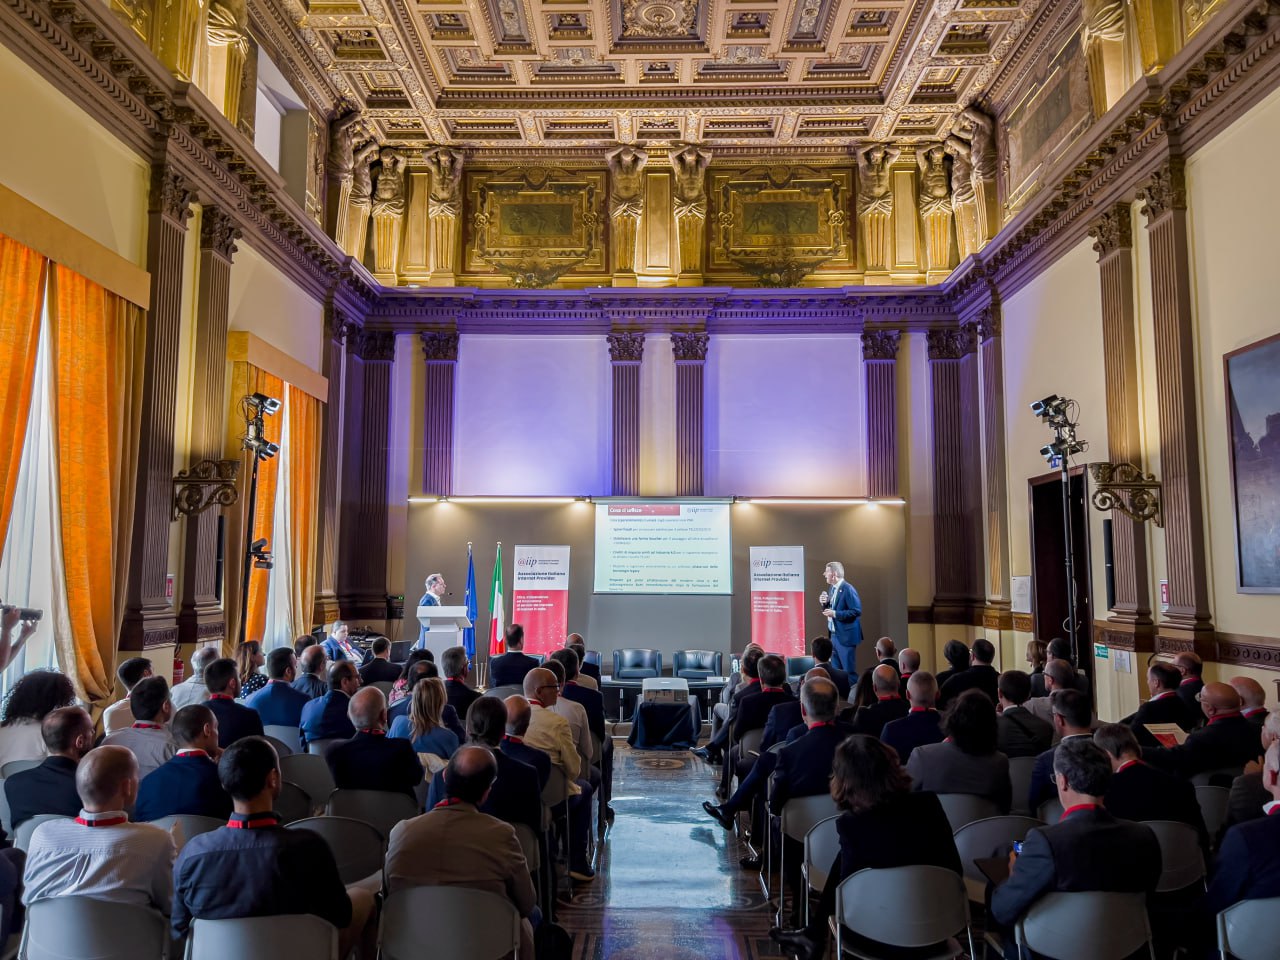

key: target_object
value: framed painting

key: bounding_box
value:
[1224,332,1280,592]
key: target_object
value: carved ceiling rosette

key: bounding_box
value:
[607,331,645,363]
[861,329,901,361]
[671,331,709,362]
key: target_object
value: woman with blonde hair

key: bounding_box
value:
[388,675,458,759]
[235,641,267,698]
[1025,638,1049,697]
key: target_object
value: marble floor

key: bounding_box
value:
[557,743,788,960]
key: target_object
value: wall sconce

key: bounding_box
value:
[1088,462,1163,526]
[172,459,241,520]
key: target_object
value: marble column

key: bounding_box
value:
[420,331,459,495]
[177,206,240,650]
[313,307,354,628]
[608,332,645,496]
[975,309,1011,610]
[1140,159,1214,653]
[121,163,193,652]
[1090,203,1154,647]
[862,330,900,498]
[672,332,708,496]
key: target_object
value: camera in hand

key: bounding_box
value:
[1,602,42,622]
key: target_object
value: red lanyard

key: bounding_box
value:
[433,798,463,809]
[132,722,164,730]
[227,813,281,829]
[76,814,127,827]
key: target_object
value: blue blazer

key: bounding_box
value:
[826,580,863,659]
[300,691,355,743]
[388,697,466,743]
[205,696,265,748]
[501,736,551,791]
[4,756,81,830]
[326,731,424,798]
[1207,809,1280,913]
[769,723,855,814]
[416,592,439,646]
[488,652,540,688]
[427,748,541,829]
[135,753,233,822]
[880,709,945,764]
[762,701,804,752]
[245,681,310,729]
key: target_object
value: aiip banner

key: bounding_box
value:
[511,545,571,656]
[749,546,806,656]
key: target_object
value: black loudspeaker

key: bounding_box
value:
[214,516,225,603]
[1102,518,1115,612]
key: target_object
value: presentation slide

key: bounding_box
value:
[593,501,733,594]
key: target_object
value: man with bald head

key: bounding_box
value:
[291,644,329,700]
[850,664,910,737]
[502,695,550,790]
[325,687,424,798]
[898,648,921,696]
[1174,652,1205,709]
[566,634,600,687]
[1149,681,1262,781]
[23,745,175,911]
[881,671,946,763]
[1232,676,1269,727]
[5,705,94,829]
[387,745,538,958]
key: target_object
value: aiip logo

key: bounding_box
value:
[517,557,540,568]
[752,559,772,569]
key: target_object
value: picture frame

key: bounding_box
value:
[1223,332,1280,593]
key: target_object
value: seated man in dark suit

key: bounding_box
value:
[5,706,93,830]
[172,737,377,960]
[135,704,233,822]
[487,624,539,688]
[1206,740,1280,915]
[696,648,764,765]
[501,695,551,791]
[849,665,909,738]
[301,661,360,746]
[245,648,311,729]
[1174,651,1205,713]
[389,660,466,742]
[1028,689,1094,811]
[996,670,1055,759]
[357,637,402,686]
[290,645,329,700]
[992,738,1162,958]
[1122,661,1196,745]
[325,687,423,798]
[881,671,945,764]
[720,654,796,798]
[810,635,850,701]
[203,658,265,748]
[938,638,1000,709]
[897,648,920,698]
[761,669,832,751]
[1147,682,1262,781]
[427,695,541,830]
[440,645,481,720]
[874,637,899,673]
[1224,710,1280,834]
[567,638,600,687]
[1094,722,1207,849]
[1231,676,1269,728]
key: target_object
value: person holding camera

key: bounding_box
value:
[0,605,39,674]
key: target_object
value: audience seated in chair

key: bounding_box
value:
[321,621,362,664]
[810,636,850,701]
[440,645,482,719]
[203,658,265,748]
[1224,708,1280,834]
[874,636,899,674]
[1206,739,1280,916]
[771,736,963,960]
[387,745,539,959]
[327,687,424,797]
[235,641,268,700]
[300,661,360,746]
[552,647,612,815]
[566,638,599,689]
[697,646,765,765]
[849,664,909,738]
[720,654,796,798]
[1146,681,1262,781]
[880,671,945,764]
[23,745,174,913]
[1027,689,1094,811]
[1174,651,1205,712]
[1025,640,1048,699]
[134,704,232,823]
[5,706,93,830]
[990,738,1161,959]
[1232,676,1269,728]
[1093,722,1208,850]
[542,659,592,778]
[908,688,1012,813]
[245,647,311,728]
[996,670,1055,759]
[489,624,540,689]
[500,696,551,791]
[388,677,459,761]
[172,737,376,959]
[101,657,153,736]
[171,646,219,711]
[0,671,75,769]
[358,636,401,687]
[102,676,174,780]
[1046,638,1092,696]
[388,660,466,741]
[1022,659,1079,728]
[938,639,1000,710]
[933,640,971,692]
[1121,661,1197,746]
[290,645,329,701]
[897,647,920,698]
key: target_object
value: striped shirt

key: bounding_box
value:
[102,726,175,781]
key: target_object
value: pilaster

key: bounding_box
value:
[862,329,901,498]
[974,308,1011,606]
[420,331,459,495]
[608,332,645,496]
[671,332,708,496]
[313,305,354,627]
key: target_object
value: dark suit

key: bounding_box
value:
[500,735,551,791]
[1225,771,1271,834]
[427,748,541,830]
[1028,735,1092,811]
[815,662,851,700]
[762,701,803,752]
[1147,714,1261,780]
[907,740,1012,813]
[938,664,1000,708]
[991,807,1161,929]
[997,706,1055,759]
[358,659,402,686]
[1177,678,1204,712]
[580,661,601,684]
[4,756,81,829]
[205,695,265,748]
[880,709,945,764]
[325,731,424,798]
[245,680,310,729]
[300,690,355,744]
[1028,670,1048,700]
[1206,808,1280,914]
[824,580,863,671]
[445,679,483,723]
[1122,692,1197,746]
[849,697,910,739]
[723,687,796,795]
[769,723,852,814]
[488,652,540,688]
[1243,708,1268,729]
[1105,760,1208,850]
[290,674,328,700]
[135,752,232,822]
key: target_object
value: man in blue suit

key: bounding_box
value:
[322,622,361,663]
[135,704,232,822]
[1206,740,1280,914]
[880,671,945,763]
[488,625,540,688]
[501,695,551,791]
[820,561,862,672]
[300,661,360,745]
[415,573,446,649]
[246,648,311,729]
[204,658,265,747]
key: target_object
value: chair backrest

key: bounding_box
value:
[936,793,1002,832]
[1037,796,1064,824]
[379,886,521,960]
[1016,891,1153,960]
[1141,819,1205,892]
[541,766,570,809]
[1217,895,1280,960]
[326,788,419,841]
[802,816,841,891]
[1191,765,1244,788]
[481,685,523,701]
[306,738,346,757]
[584,650,601,667]
[261,735,293,758]
[147,814,224,852]
[739,727,765,759]
[371,681,395,697]
[14,814,70,852]
[837,865,970,947]
[786,656,817,678]
[674,650,722,676]
[0,759,41,780]
[613,649,661,678]
[279,753,336,809]
[185,914,338,960]
[513,822,540,873]
[287,816,385,886]
[528,654,545,666]
[952,816,1042,890]
[1008,757,1038,816]
[22,895,167,960]
[263,725,303,754]
[1194,785,1229,840]
[277,781,315,824]
[780,794,839,842]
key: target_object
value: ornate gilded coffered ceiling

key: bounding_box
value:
[251,0,1077,156]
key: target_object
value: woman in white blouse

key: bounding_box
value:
[0,671,76,770]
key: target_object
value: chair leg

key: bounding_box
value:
[776,830,786,927]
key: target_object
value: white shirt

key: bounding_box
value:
[0,719,48,769]
[102,698,134,735]
[101,725,175,781]
[551,697,592,770]
[524,703,582,793]
[169,676,209,711]
[23,811,175,912]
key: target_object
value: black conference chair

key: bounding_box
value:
[673,650,723,680]
[613,649,662,679]
[584,650,602,668]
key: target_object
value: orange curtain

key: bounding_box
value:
[0,235,48,545]
[48,266,144,702]
[286,384,321,640]
[223,364,283,650]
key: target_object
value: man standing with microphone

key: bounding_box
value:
[819,561,862,672]
[416,573,447,650]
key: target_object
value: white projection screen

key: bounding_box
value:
[593,500,732,594]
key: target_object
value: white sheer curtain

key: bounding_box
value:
[0,294,62,696]
[263,404,294,651]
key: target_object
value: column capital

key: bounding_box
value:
[671,331,709,363]
[927,326,976,360]
[355,329,397,362]
[1139,158,1187,223]
[965,306,1001,344]
[862,329,901,361]
[607,331,645,363]
[149,164,195,224]
[199,205,241,260]
[1089,202,1133,258]
[420,330,460,362]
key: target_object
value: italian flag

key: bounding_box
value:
[488,542,505,656]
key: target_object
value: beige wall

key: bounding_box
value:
[227,242,325,373]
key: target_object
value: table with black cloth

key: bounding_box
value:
[627,696,703,750]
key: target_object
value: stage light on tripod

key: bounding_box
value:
[246,393,281,416]
[1030,395,1068,420]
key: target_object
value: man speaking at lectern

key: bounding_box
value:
[820,561,862,672]
[415,573,446,650]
